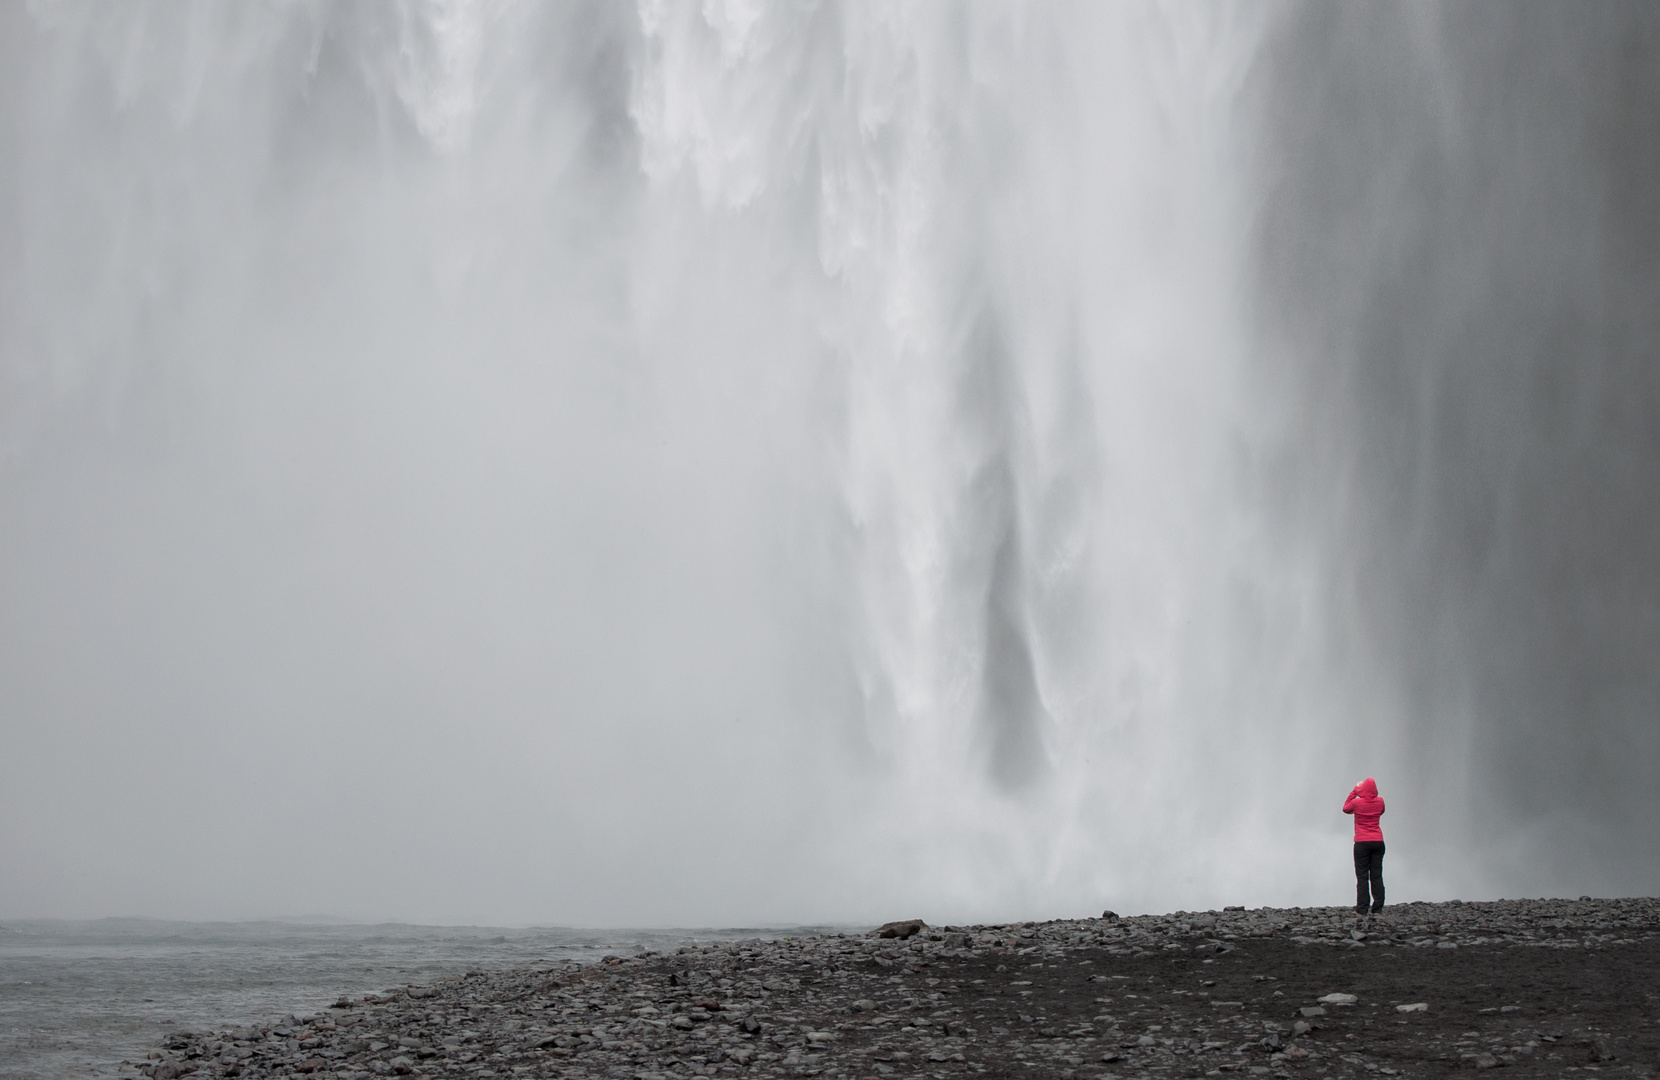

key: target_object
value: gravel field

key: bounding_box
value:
[132,898,1660,1080]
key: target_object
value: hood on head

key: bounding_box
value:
[1358,777,1378,798]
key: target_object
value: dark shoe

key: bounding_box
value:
[1370,906,1384,914]
[1354,907,1367,915]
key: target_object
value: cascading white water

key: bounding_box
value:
[0,1,1358,924]
[9,1,1651,925]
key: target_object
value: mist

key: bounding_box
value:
[2,1,1656,927]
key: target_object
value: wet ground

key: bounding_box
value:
[129,898,1660,1080]
[952,923,1660,1077]
[0,920,804,1080]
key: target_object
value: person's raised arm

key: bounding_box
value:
[1343,786,1359,815]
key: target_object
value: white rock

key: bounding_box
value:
[1396,1003,1428,1013]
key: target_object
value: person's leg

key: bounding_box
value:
[1369,843,1385,913]
[1353,843,1370,913]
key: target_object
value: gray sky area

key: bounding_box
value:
[2,2,1656,927]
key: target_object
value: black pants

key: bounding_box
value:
[1354,841,1385,912]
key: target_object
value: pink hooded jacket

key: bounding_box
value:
[1343,778,1385,842]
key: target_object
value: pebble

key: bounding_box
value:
[121,896,1660,1080]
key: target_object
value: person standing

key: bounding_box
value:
[1344,778,1386,914]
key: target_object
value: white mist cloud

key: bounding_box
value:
[3,2,1651,928]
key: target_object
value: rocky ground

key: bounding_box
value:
[126,898,1659,1080]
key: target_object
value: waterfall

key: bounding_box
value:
[2,2,1656,924]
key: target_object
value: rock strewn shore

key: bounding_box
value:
[127,898,1660,1080]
